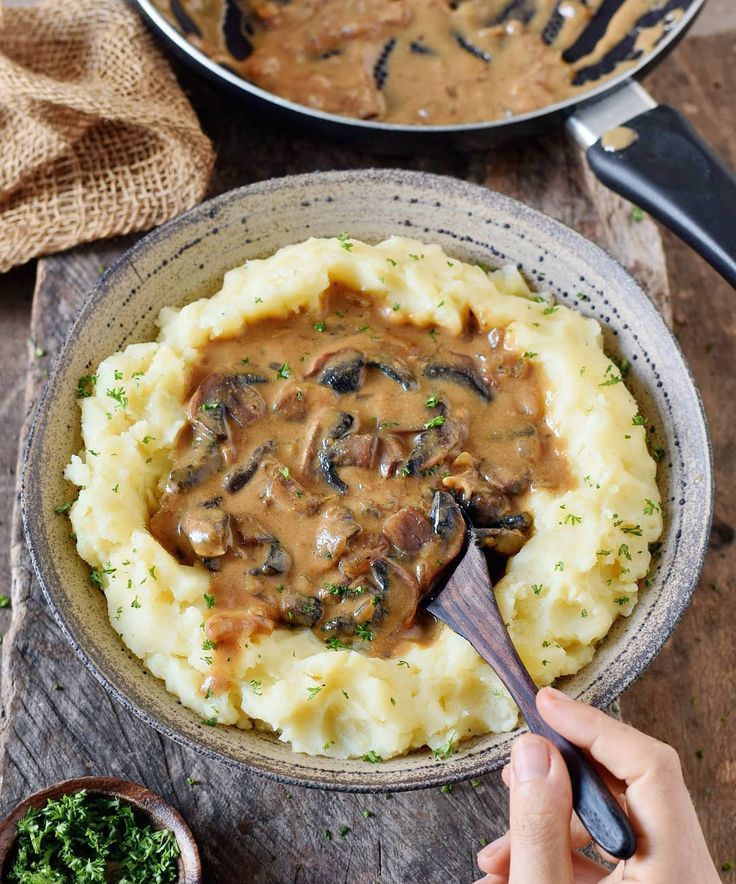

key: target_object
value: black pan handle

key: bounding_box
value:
[586,104,736,287]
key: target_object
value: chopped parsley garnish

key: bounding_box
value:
[141,435,154,444]
[532,584,543,595]
[581,608,588,618]
[599,365,623,387]
[106,386,128,409]
[130,597,141,609]
[203,593,216,608]
[0,595,10,609]
[201,717,218,726]
[76,374,97,398]
[355,624,374,641]
[201,639,216,651]
[621,524,643,536]
[433,733,458,760]
[542,305,558,315]
[423,415,446,430]
[307,685,324,700]
[254,296,263,304]
[7,791,179,883]
[563,513,582,526]
[614,596,630,606]
[54,502,72,514]
[90,568,104,588]
[313,321,327,332]
[397,659,410,668]
[409,253,424,261]
[201,401,220,412]
[631,206,645,222]
[554,561,564,572]
[250,679,263,695]
[425,395,440,409]
[392,302,401,312]
[325,636,351,651]
[276,363,291,380]
[339,825,351,838]
[337,232,353,251]
[643,498,661,515]
[522,351,538,359]
[440,784,453,794]
[386,258,397,267]
[278,465,290,479]
[362,809,375,818]
[362,750,383,763]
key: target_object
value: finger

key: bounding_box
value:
[571,852,612,884]
[477,834,509,876]
[508,734,574,884]
[537,687,708,861]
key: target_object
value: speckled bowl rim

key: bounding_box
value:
[21,169,713,791]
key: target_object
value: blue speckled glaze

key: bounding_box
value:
[21,170,712,792]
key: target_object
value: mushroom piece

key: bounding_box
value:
[224,440,276,494]
[475,527,529,557]
[307,348,366,394]
[379,434,405,478]
[271,382,308,422]
[331,434,377,469]
[260,459,324,514]
[317,412,356,494]
[404,414,468,476]
[423,352,492,401]
[315,505,361,560]
[166,433,222,494]
[249,538,292,576]
[188,371,267,438]
[339,532,390,579]
[365,354,418,390]
[180,504,230,559]
[383,506,435,553]
[279,591,322,628]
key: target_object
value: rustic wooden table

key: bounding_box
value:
[1,11,735,883]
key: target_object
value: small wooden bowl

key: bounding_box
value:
[0,776,202,883]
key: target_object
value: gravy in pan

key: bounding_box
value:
[150,289,568,691]
[155,0,684,124]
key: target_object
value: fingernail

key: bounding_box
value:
[512,736,550,782]
[477,835,505,857]
[543,686,573,702]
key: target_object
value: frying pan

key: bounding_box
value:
[134,0,736,287]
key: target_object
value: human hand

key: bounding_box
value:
[476,686,720,883]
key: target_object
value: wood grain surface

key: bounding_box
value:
[0,28,733,883]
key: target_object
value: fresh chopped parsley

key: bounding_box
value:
[0,595,10,609]
[106,387,128,409]
[250,679,263,695]
[337,232,353,251]
[632,414,646,426]
[201,717,218,726]
[386,258,397,267]
[532,584,543,595]
[355,624,374,641]
[440,784,453,794]
[433,733,458,760]
[643,498,661,515]
[621,524,643,536]
[307,685,324,700]
[522,351,538,359]
[278,465,290,479]
[614,596,630,606]
[428,328,439,342]
[397,659,410,668]
[130,597,141,609]
[554,561,564,572]
[362,750,383,763]
[631,206,645,222]
[201,639,216,651]
[54,502,72,514]
[141,435,154,444]
[313,320,327,332]
[563,513,582,526]
[7,790,180,883]
[325,636,351,651]
[581,608,588,618]
[276,363,291,380]
[392,302,401,312]
[423,415,446,430]
[362,809,375,818]
[425,395,440,409]
[542,305,558,315]
[76,374,97,398]
[90,568,104,588]
[599,365,623,387]
[203,593,216,608]
[339,825,351,838]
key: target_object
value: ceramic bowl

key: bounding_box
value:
[0,776,201,882]
[22,169,712,791]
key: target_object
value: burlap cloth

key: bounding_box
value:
[0,0,214,273]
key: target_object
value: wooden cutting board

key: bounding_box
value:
[0,66,675,883]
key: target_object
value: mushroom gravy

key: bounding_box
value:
[150,288,569,688]
[154,0,685,124]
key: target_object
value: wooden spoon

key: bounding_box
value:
[424,527,637,860]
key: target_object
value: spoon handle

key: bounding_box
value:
[429,539,636,860]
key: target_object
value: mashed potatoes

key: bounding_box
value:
[64,236,662,759]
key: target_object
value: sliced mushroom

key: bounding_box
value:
[224,440,276,494]
[249,538,292,576]
[181,505,230,559]
[365,354,417,390]
[166,433,222,493]
[424,353,491,401]
[332,434,377,469]
[339,532,390,579]
[404,414,468,476]
[271,382,308,422]
[279,591,322,628]
[379,434,405,478]
[306,348,366,394]
[315,505,361,560]
[260,459,324,514]
[188,371,267,438]
[475,527,528,556]
[317,412,356,494]
[383,507,434,553]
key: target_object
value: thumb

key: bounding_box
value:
[508,734,574,884]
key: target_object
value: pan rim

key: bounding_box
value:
[134,0,705,134]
